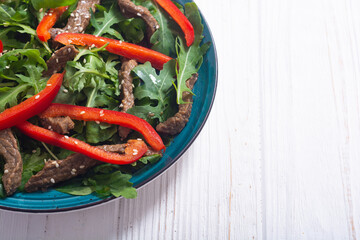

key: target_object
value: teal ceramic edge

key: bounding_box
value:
[0,0,218,212]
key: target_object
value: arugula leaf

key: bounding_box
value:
[128,60,178,123]
[19,148,49,191]
[118,18,146,44]
[0,49,48,110]
[85,122,117,144]
[57,168,137,199]
[175,3,210,104]
[89,5,124,39]
[31,0,78,11]
[0,84,29,111]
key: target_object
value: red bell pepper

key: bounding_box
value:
[37,6,68,42]
[0,73,64,131]
[39,103,166,151]
[0,40,3,54]
[55,33,172,70]
[155,0,194,47]
[16,121,148,165]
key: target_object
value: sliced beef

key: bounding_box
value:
[0,129,22,196]
[118,59,138,139]
[25,144,127,192]
[50,0,100,39]
[40,116,75,135]
[156,73,199,135]
[43,45,79,76]
[117,0,159,40]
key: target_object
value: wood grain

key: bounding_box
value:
[2,0,360,239]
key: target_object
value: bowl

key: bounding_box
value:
[0,0,218,212]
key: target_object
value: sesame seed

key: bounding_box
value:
[80,111,86,114]
[119,103,124,108]
[83,59,87,63]
[5,66,10,69]
[32,149,37,153]
[156,25,160,29]
[137,138,142,141]
[63,89,68,93]
[79,165,85,169]
[47,83,52,87]
[48,126,52,130]
[74,141,78,144]
[4,170,9,174]
[72,168,77,172]
[95,121,100,124]
[39,8,43,12]
[44,159,47,163]
[68,48,72,53]
[50,178,55,183]
[35,95,40,99]
[99,110,104,117]
[133,149,138,155]
[55,58,59,63]
[55,162,59,168]
[64,135,69,139]
[71,171,76,175]
[137,13,142,17]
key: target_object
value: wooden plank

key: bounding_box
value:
[260,0,360,238]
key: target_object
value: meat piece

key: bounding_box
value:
[117,0,159,40]
[25,144,127,192]
[118,59,138,139]
[43,45,78,76]
[40,116,75,135]
[0,129,22,196]
[50,0,100,39]
[156,73,199,135]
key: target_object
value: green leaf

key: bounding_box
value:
[131,60,177,123]
[85,121,117,144]
[0,84,29,111]
[150,2,179,56]
[56,179,93,196]
[90,5,124,39]
[19,148,49,191]
[31,0,78,11]
[139,154,162,165]
[118,18,146,44]
[175,3,210,104]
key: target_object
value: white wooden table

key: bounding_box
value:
[1,0,360,239]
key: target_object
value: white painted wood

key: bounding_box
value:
[3,0,360,239]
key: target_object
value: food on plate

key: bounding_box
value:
[0,0,209,199]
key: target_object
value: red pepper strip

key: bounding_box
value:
[36,6,68,42]
[155,0,194,47]
[16,121,148,165]
[55,33,172,70]
[0,40,3,53]
[0,73,64,131]
[39,103,166,151]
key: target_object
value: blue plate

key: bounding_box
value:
[0,0,218,212]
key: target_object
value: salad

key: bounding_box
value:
[0,0,209,199]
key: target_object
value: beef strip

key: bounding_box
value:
[43,45,79,76]
[118,59,138,139]
[156,73,199,135]
[50,0,100,39]
[117,0,159,41]
[0,129,22,196]
[24,144,127,192]
[40,116,75,135]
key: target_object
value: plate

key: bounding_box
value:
[0,0,218,212]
